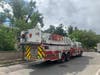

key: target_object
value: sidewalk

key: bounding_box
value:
[0,61,41,75]
[0,59,23,67]
[0,64,27,75]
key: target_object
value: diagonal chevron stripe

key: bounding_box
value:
[26,46,30,51]
[38,51,43,58]
[25,46,30,52]
[25,45,46,60]
[26,51,31,57]
[26,52,31,60]
[25,46,32,60]
[28,55,31,60]
[39,46,45,53]
[26,47,31,55]
[38,47,44,57]
[37,55,41,59]
[38,47,46,57]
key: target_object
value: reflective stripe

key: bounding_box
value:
[25,45,46,60]
[25,46,31,60]
[26,46,30,51]
[38,50,43,58]
[37,55,41,59]
[37,46,46,59]
[25,47,31,55]
[38,47,45,57]
[26,52,31,58]
[28,55,31,60]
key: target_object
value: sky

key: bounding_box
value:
[0,0,100,34]
[32,0,100,34]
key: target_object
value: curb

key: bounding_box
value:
[0,59,25,67]
[0,62,33,74]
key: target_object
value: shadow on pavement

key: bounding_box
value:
[29,56,93,75]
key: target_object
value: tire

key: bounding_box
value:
[65,53,70,61]
[61,53,66,62]
[78,51,83,57]
[58,53,71,63]
[58,53,66,63]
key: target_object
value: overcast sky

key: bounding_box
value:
[32,0,100,34]
[1,0,100,34]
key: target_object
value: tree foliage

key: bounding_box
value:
[0,26,15,50]
[68,25,73,35]
[44,24,67,36]
[44,25,55,33]
[45,25,100,49]
[0,1,7,24]
[54,24,67,36]
[69,29,99,48]
[0,13,6,24]
[0,0,44,51]
[6,0,44,31]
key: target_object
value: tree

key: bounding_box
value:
[44,25,55,33]
[44,24,67,36]
[0,0,44,50]
[54,24,67,36]
[0,1,7,24]
[69,29,99,48]
[0,13,6,24]
[96,35,100,42]
[68,25,74,35]
[0,26,15,50]
[6,0,44,31]
[74,26,78,31]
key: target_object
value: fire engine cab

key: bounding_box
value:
[20,27,83,62]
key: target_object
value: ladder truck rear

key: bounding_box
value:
[20,27,83,62]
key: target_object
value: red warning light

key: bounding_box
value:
[29,33,32,38]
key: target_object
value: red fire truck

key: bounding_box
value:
[20,27,83,62]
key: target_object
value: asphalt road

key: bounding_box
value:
[6,52,100,75]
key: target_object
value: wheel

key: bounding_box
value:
[78,51,83,57]
[61,53,66,62]
[65,53,71,61]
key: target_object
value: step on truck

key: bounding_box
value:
[20,27,83,62]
